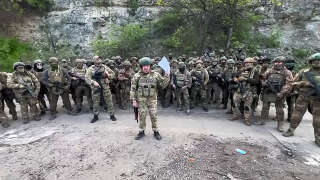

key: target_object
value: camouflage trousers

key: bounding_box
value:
[75,85,93,110]
[260,93,285,123]
[206,82,222,104]
[118,82,130,109]
[233,91,254,122]
[191,86,207,108]
[138,97,158,132]
[17,95,40,120]
[92,84,114,116]
[0,94,9,127]
[288,95,320,143]
[48,89,72,115]
[175,88,190,110]
[1,89,17,118]
[38,84,48,113]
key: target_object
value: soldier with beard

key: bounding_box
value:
[8,62,41,123]
[130,57,170,140]
[42,57,73,120]
[172,62,192,114]
[283,53,320,147]
[69,59,93,114]
[257,56,293,132]
[32,59,48,115]
[85,56,117,123]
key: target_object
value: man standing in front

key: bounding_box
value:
[130,57,170,140]
[85,56,117,123]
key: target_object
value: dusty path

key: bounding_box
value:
[0,104,319,180]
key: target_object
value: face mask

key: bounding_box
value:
[25,65,32,71]
[212,62,217,66]
[36,63,43,70]
[179,67,185,72]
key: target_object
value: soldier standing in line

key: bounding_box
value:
[172,62,192,115]
[231,58,260,125]
[69,59,93,114]
[7,62,41,123]
[206,56,223,106]
[85,56,117,123]
[0,72,10,128]
[222,59,238,112]
[257,56,293,132]
[32,59,48,115]
[284,58,297,122]
[118,60,134,110]
[190,60,209,111]
[0,72,18,121]
[42,57,73,120]
[283,53,320,147]
[130,57,170,140]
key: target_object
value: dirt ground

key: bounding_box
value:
[0,102,319,180]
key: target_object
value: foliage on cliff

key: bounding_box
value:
[0,0,52,14]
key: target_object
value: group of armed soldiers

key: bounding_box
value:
[0,49,320,146]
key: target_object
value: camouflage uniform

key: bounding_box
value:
[283,53,320,147]
[70,59,93,113]
[117,61,134,110]
[85,56,116,122]
[130,57,170,140]
[284,58,297,122]
[172,62,192,114]
[31,59,48,115]
[0,73,18,121]
[259,57,293,132]
[0,72,10,128]
[206,59,223,105]
[8,62,41,123]
[222,60,238,111]
[42,57,73,120]
[232,58,260,125]
[190,60,209,111]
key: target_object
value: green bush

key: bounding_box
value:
[92,24,148,57]
[94,0,111,7]
[153,12,182,35]
[0,0,52,14]
[292,49,312,59]
[0,37,37,72]
[127,0,140,16]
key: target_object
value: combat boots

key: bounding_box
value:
[34,115,41,121]
[283,128,295,137]
[135,131,145,140]
[154,131,162,140]
[277,121,284,132]
[91,114,99,123]
[110,114,117,121]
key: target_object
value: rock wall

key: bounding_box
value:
[2,0,320,57]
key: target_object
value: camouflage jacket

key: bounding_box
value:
[293,68,320,98]
[190,67,209,87]
[130,71,170,101]
[85,64,115,87]
[7,71,40,98]
[262,66,293,95]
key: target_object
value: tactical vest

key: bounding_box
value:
[13,72,35,96]
[238,70,251,94]
[175,71,187,88]
[137,72,157,97]
[192,69,204,87]
[300,69,320,96]
[224,67,236,81]
[266,70,286,93]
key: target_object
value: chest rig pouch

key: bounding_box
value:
[193,70,203,87]
[176,72,186,88]
[267,71,285,93]
[239,71,250,94]
[138,74,157,97]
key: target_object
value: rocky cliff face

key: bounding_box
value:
[3,0,320,57]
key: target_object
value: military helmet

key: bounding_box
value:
[33,59,43,64]
[227,59,235,64]
[108,60,115,66]
[48,57,59,64]
[93,56,103,63]
[219,49,224,53]
[13,62,25,70]
[308,53,320,63]
[272,56,286,63]
[195,60,203,64]
[209,53,215,57]
[139,57,153,66]
[61,59,67,63]
[178,62,186,68]
[131,57,138,61]
[244,57,255,63]
[220,56,227,61]
[75,59,84,64]
[123,60,131,66]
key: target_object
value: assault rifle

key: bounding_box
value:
[18,79,37,97]
[305,71,320,97]
[92,69,105,95]
[266,80,281,94]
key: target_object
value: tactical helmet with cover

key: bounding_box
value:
[244,57,255,64]
[93,56,103,64]
[272,56,286,63]
[308,53,320,63]
[13,62,25,70]
[123,60,131,66]
[48,57,58,64]
[227,59,235,64]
